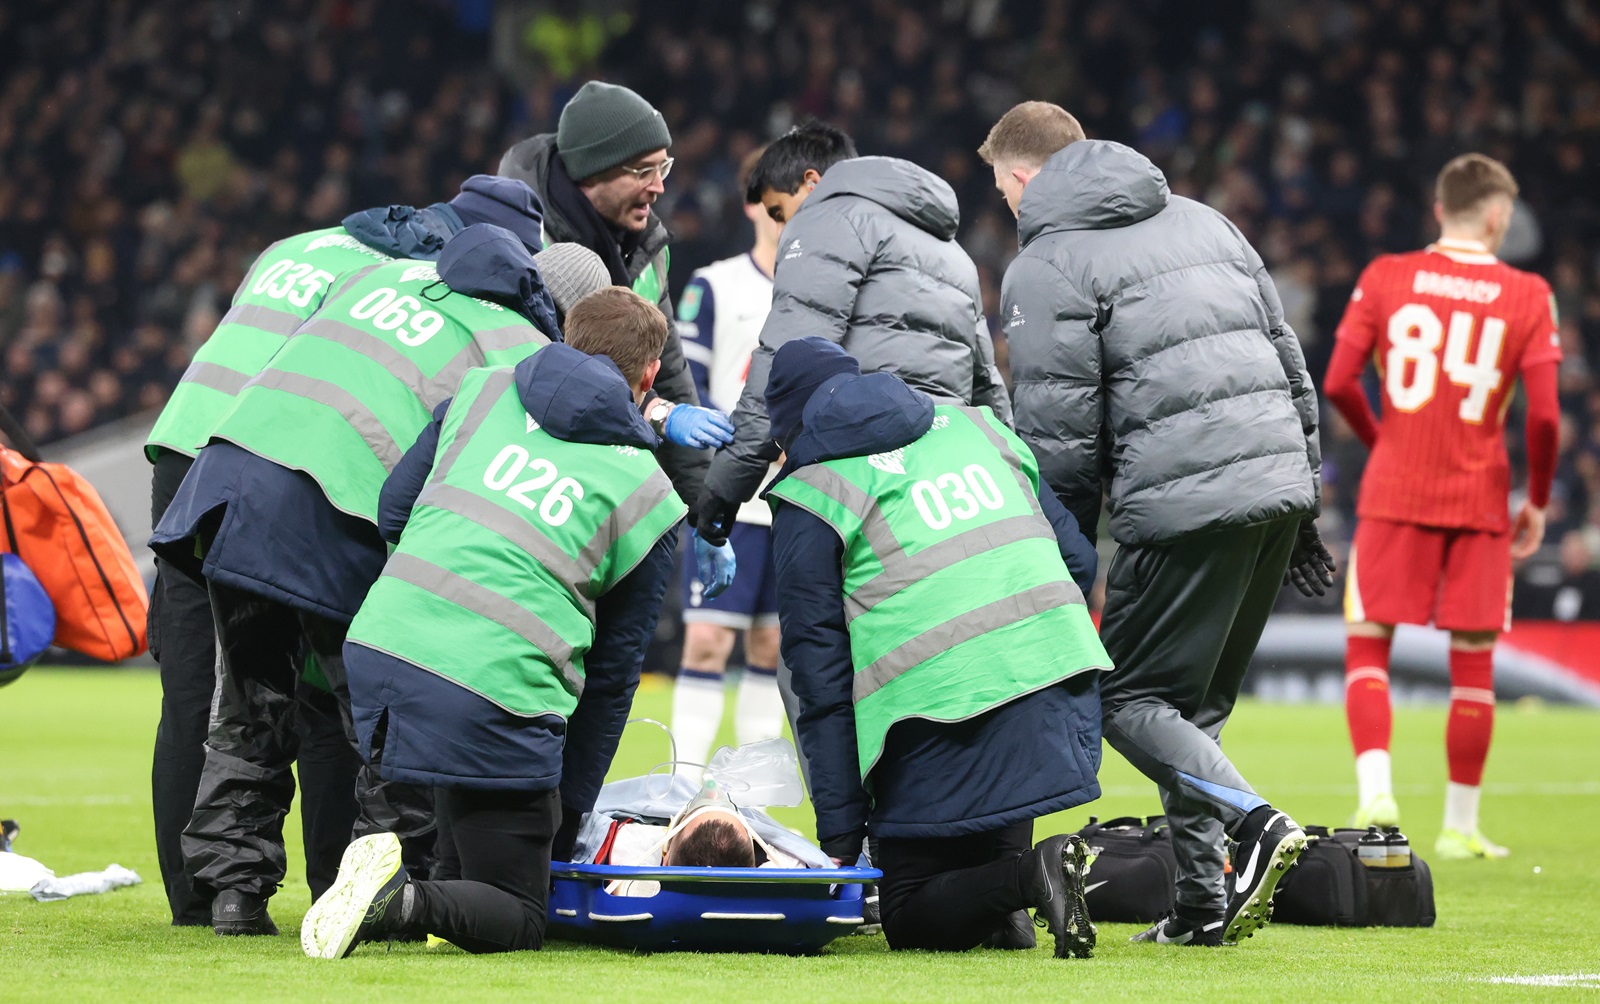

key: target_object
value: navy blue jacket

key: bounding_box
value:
[150,224,565,622]
[347,344,678,818]
[767,371,1102,857]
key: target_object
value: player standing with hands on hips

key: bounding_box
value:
[1324,154,1560,860]
[983,101,1332,947]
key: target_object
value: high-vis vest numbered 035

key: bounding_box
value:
[346,366,685,718]
[767,405,1110,780]
[209,259,549,523]
[145,227,394,461]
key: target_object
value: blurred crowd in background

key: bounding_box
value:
[2,0,1599,613]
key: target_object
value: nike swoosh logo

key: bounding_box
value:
[1085,881,1108,894]
[1234,843,1262,893]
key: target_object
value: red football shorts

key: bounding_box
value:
[1344,518,1512,633]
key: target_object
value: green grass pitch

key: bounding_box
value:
[4,668,1599,1001]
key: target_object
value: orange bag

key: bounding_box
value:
[0,443,148,662]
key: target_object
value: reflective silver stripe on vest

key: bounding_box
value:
[414,481,597,618]
[957,407,1042,516]
[247,369,402,470]
[845,513,1055,622]
[218,302,304,335]
[327,263,385,304]
[579,469,680,584]
[475,324,548,353]
[428,368,516,485]
[384,552,583,695]
[178,360,252,396]
[786,466,902,570]
[297,316,480,410]
[852,579,1078,703]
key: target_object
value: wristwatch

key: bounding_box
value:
[644,398,675,437]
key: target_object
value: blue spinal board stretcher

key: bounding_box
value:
[547,862,881,954]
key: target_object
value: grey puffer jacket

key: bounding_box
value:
[1001,140,1319,546]
[703,156,1010,506]
[499,134,708,515]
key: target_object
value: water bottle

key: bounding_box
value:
[1357,826,1388,868]
[1383,826,1411,868]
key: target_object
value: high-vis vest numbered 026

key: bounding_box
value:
[145,227,394,461]
[767,405,1111,780]
[346,366,685,718]
[209,259,550,523]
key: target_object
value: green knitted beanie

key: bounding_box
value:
[556,81,672,181]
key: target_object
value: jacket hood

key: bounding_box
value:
[513,343,659,449]
[773,371,935,484]
[448,174,545,252]
[1018,140,1170,246]
[436,223,563,338]
[342,203,464,261]
[809,156,960,241]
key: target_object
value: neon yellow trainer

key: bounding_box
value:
[1434,827,1509,860]
[1352,793,1400,829]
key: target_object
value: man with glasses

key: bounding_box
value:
[500,82,719,525]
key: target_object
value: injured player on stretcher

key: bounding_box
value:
[569,742,831,895]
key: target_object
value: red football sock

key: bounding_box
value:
[1344,635,1393,755]
[1447,647,1496,786]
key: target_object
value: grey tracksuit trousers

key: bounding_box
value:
[1098,516,1299,915]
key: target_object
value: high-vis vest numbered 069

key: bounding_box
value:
[767,405,1111,780]
[145,227,394,461]
[346,366,685,719]
[208,259,550,523]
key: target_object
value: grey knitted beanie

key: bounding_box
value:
[555,81,672,181]
[534,242,611,320]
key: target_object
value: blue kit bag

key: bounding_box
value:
[1,547,55,687]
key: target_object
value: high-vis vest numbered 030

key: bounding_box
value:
[209,259,550,523]
[346,366,685,718]
[145,227,394,461]
[767,406,1111,780]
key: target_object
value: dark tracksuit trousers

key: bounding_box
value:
[152,450,359,912]
[180,579,362,901]
[149,450,218,924]
[399,788,560,954]
[876,822,1035,951]
[1098,515,1299,917]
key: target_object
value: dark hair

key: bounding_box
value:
[666,818,756,868]
[745,121,858,202]
[563,286,669,384]
[739,145,766,205]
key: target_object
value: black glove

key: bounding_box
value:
[694,491,741,547]
[1285,518,1337,597]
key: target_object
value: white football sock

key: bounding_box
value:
[1355,749,1393,806]
[670,669,725,781]
[734,666,785,747]
[1443,781,1481,834]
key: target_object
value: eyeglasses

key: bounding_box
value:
[619,157,674,183]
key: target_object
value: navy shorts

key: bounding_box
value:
[682,522,779,629]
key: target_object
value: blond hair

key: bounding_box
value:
[979,101,1086,168]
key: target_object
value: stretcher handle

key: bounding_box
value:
[551,861,881,884]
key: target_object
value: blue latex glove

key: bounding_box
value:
[692,529,737,599]
[663,405,735,449]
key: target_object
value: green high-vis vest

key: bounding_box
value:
[346,365,685,719]
[145,226,395,461]
[208,259,550,523]
[767,405,1111,781]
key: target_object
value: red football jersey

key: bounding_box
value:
[1334,238,1561,532]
